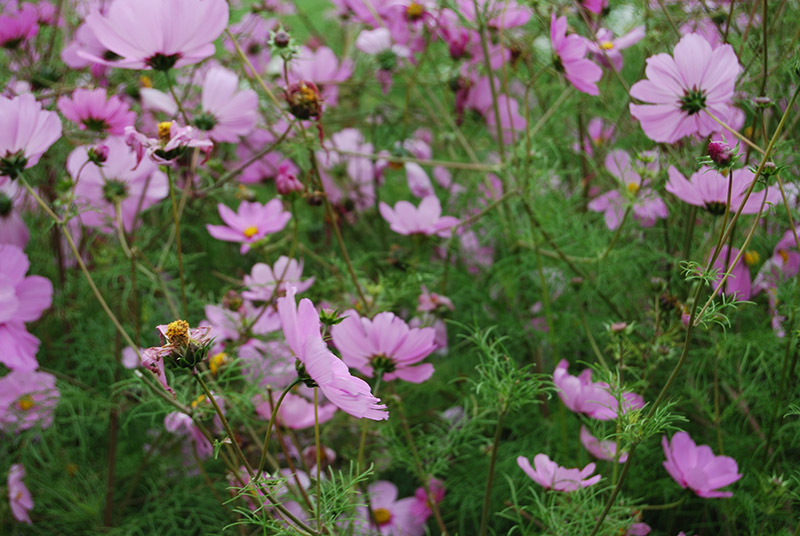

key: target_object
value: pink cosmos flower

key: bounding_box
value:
[81,0,229,71]
[57,88,135,136]
[7,464,33,524]
[194,66,258,143]
[379,196,459,237]
[242,257,314,302]
[69,136,169,232]
[553,360,645,420]
[709,245,751,300]
[551,14,603,96]
[0,181,30,248]
[0,94,62,181]
[288,46,354,107]
[206,199,291,254]
[409,478,445,525]
[316,129,376,211]
[417,285,454,312]
[0,4,38,49]
[581,0,608,14]
[124,122,213,167]
[580,425,628,463]
[164,411,214,459]
[253,391,338,429]
[629,34,741,143]
[517,454,601,492]
[61,22,113,79]
[224,14,277,76]
[356,480,425,536]
[236,126,298,184]
[0,244,52,372]
[202,302,281,342]
[0,370,59,433]
[356,27,411,93]
[331,310,436,383]
[666,165,779,216]
[662,431,742,498]
[586,26,645,71]
[277,287,388,421]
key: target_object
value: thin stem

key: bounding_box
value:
[472,0,506,160]
[479,411,506,536]
[164,70,190,125]
[166,167,188,318]
[256,378,302,477]
[314,387,322,529]
[705,109,766,155]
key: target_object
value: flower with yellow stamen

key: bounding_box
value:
[165,319,190,348]
[17,395,34,411]
[157,121,172,143]
[242,226,259,238]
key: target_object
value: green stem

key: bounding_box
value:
[166,167,188,318]
[479,410,506,536]
[164,70,190,125]
[256,378,302,477]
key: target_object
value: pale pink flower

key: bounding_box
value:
[288,46,354,107]
[553,359,644,420]
[316,129,376,211]
[0,4,38,49]
[587,26,645,71]
[202,302,281,341]
[551,14,603,96]
[662,431,742,498]
[124,122,213,167]
[417,285,454,312]
[253,391,337,430]
[61,22,112,78]
[7,464,33,524]
[0,181,30,248]
[81,0,229,70]
[709,245,751,300]
[194,66,258,143]
[580,425,628,463]
[577,117,616,156]
[517,454,601,491]
[379,195,459,237]
[0,370,59,433]
[356,480,425,536]
[206,199,291,254]
[242,257,314,301]
[277,287,388,420]
[666,165,779,216]
[164,411,214,459]
[69,136,169,232]
[331,310,436,383]
[629,34,741,143]
[57,88,135,135]
[0,94,62,181]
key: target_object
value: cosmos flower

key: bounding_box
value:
[206,199,292,254]
[253,391,338,430]
[7,464,33,524]
[553,360,645,420]
[662,431,742,498]
[0,370,59,433]
[331,310,437,383]
[57,88,136,136]
[80,0,229,70]
[0,4,39,49]
[355,480,426,536]
[517,454,601,492]
[709,246,751,300]
[551,14,603,96]
[580,425,628,463]
[316,129,376,212]
[629,34,741,143]
[0,181,30,248]
[379,196,459,237]
[124,121,213,167]
[0,94,62,182]
[586,26,645,71]
[194,66,258,143]
[242,257,314,302]
[665,165,779,216]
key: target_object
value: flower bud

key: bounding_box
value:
[276,169,304,195]
[273,29,290,48]
[708,140,733,167]
[88,143,109,165]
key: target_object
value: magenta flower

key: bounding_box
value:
[0,181,30,248]
[629,34,741,143]
[581,0,608,14]
[357,480,425,536]
[194,66,258,143]
[0,4,38,49]
[662,431,742,498]
[81,0,229,70]
[124,122,213,167]
[0,370,59,433]
[242,257,314,302]
[206,199,291,254]
[551,14,603,96]
[57,88,135,136]
[580,425,628,463]
[666,165,779,216]
[379,196,459,237]
[517,454,601,492]
[553,360,645,420]
[409,478,445,525]
[331,310,436,383]
[69,136,169,232]
[277,287,388,421]
[587,26,645,71]
[0,245,52,372]
[7,464,33,524]
[0,94,62,181]
[254,391,337,430]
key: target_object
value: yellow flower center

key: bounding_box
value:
[406,2,425,20]
[18,395,34,411]
[627,182,640,194]
[140,75,153,88]
[191,394,206,409]
[243,226,259,238]
[373,507,392,525]
[743,126,753,139]
[744,250,760,266]
[158,121,172,143]
[778,249,790,264]
[209,352,227,375]
[166,319,190,347]
[600,41,614,50]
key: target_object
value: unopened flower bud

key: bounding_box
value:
[273,29,290,48]
[88,143,109,165]
[610,322,628,333]
[754,96,772,108]
[708,140,733,167]
[276,170,304,195]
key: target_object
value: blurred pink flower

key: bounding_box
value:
[164,411,214,459]
[81,0,229,70]
[709,246,751,300]
[581,0,608,14]
[0,4,39,49]
[242,257,314,301]
[409,478,445,524]
[331,310,436,383]
[57,88,135,135]
[316,129,376,211]
[551,14,603,96]
[0,370,59,433]
[666,165,779,216]
[357,480,425,536]
[277,287,388,420]
[580,425,628,463]
[517,454,601,491]
[417,285,454,312]
[206,199,291,254]
[629,34,741,143]
[7,464,33,524]
[553,359,644,420]
[61,22,112,78]
[0,94,62,181]
[253,391,337,429]
[195,66,258,143]
[587,26,645,71]
[379,195,459,237]
[662,431,742,498]
[0,181,30,248]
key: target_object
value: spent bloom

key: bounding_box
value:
[277,287,388,421]
[666,165,779,216]
[553,360,645,420]
[0,94,62,181]
[7,464,33,524]
[194,66,258,143]
[141,320,214,395]
[124,121,213,167]
[662,431,742,498]
[57,88,136,136]
[0,370,60,433]
[550,14,603,96]
[81,0,229,70]
[629,33,742,143]
[379,195,459,237]
[242,257,314,301]
[331,310,437,383]
[517,454,601,492]
[206,199,292,254]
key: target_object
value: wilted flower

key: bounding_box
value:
[124,121,213,167]
[285,81,323,121]
[662,431,742,498]
[517,454,601,491]
[708,140,734,167]
[141,320,214,395]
